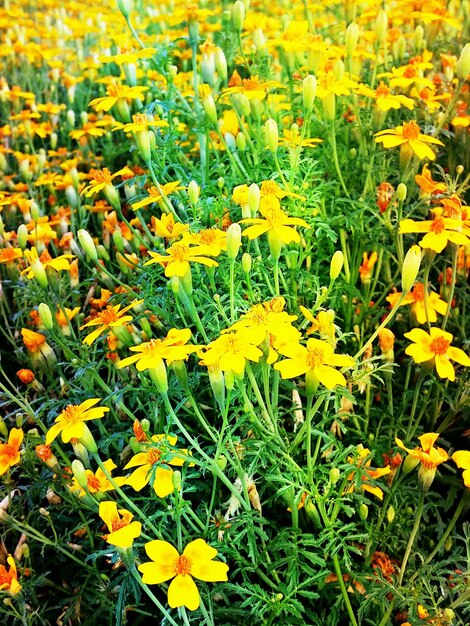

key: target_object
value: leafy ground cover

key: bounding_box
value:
[1,0,470,624]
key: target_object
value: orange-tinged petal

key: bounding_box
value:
[99,501,119,532]
[8,428,24,449]
[168,574,200,610]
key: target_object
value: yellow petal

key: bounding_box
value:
[107,521,142,548]
[168,574,200,610]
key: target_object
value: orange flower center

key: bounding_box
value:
[429,336,450,355]
[174,555,192,576]
[306,347,325,369]
[402,121,420,140]
[170,243,190,262]
[411,282,425,302]
[430,217,445,233]
[242,77,262,91]
[98,306,120,325]
[92,168,113,184]
[375,82,390,97]
[1,444,16,459]
[111,518,128,532]
[199,230,218,245]
[87,475,101,491]
[261,180,281,196]
[403,66,417,78]
[147,448,162,464]
[61,404,81,424]
[0,572,11,585]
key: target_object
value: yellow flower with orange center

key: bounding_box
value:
[45,399,109,445]
[0,555,21,595]
[99,501,142,549]
[131,182,184,211]
[399,208,470,253]
[70,459,124,497]
[347,446,391,500]
[80,299,143,345]
[138,538,229,611]
[144,240,218,277]
[396,433,449,489]
[386,282,448,324]
[88,82,148,112]
[375,120,444,160]
[404,327,470,380]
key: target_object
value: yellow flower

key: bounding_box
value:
[396,433,449,489]
[222,71,285,100]
[80,299,143,345]
[131,182,184,211]
[186,228,227,257]
[144,241,218,277]
[0,555,21,595]
[118,329,200,371]
[45,399,109,445]
[81,167,134,198]
[347,446,391,500]
[300,307,336,343]
[99,501,142,549]
[356,81,414,111]
[452,451,470,488]
[274,338,355,390]
[386,283,448,324]
[404,327,470,380]
[138,538,229,611]
[88,82,148,112]
[0,428,23,476]
[22,248,74,279]
[70,459,124,497]
[122,434,189,498]
[375,120,444,160]
[201,327,265,374]
[399,208,469,253]
[151,213,189,240]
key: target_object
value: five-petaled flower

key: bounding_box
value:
[138,538,229,610]
[396,433,449,489]
[80,299,143,345]
[0,428,23,476]
[375,120,444,161]
[98,501,142,548]
[399,208,469,253]
[45,399,109,445]
[274,338,355,391]
[404,327,470,380]
[386,282,448,324]
[144,240,218,278]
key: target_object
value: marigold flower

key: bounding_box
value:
[151,213,189,240]
[404,327,470,380]
[375,120,444,161]
[144,240,218,277]
[396,433,449,489]
[356,81,414,111]
[201,327,265,374]
[99,501,142,549]
[17,369,35,384]
[452,451,470,488]
[0,428,23,476]
[138,538,229,610]
[274,338,355,390]
[70,459,125,497]
[123,434,190,498]
[131,182,184,211]
[359,251,378,283]
[347,446,391,500]
[119,329,200,371]
[81,167,133,198]
[45,399,109,445]
[88,82,148,112]
[0,555,21,595]
[80,300,143,345]
[22,248,74,279]
[399,208,469,253]
[386,283,448,324]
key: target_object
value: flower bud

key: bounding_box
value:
[17,224,28,250]
[216,455,227,471]
[242,252,252,273]
[71,459,88,491]
[345,22,359,57]
[396,182,407,202]
[77,229,98,262]
[247,183,260,216]
[226,223,242,259]
[199,84,218,124]
[117,0,133,18]
[232,0,245,32]
[236,131,246,151]
[214,47,228,83]
[374,10,388,43]
[79,423,98,454]
[36,444,59,471]
[457,43,470,81]
[172,470,181,491]
[402,454,420,474]
[264,118,278,152]
[401,245,422,292]
[188,180,200,206]
[358,503,368,520]
[38,303,54,330]
[149,361,169,395]
[387,505,395,523]
[418,465,436,491]
[329,250,344,281]
[322,92,336,120]
[379,328,395,361]
[302,74,317,111]
[329,467,341,484]
[414,25,424,52]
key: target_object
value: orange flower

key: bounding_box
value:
[359,251,378,283]
[386,283,448,324]
[396,433,449,489]
[0,555,21,595]
[375,120,444,161]
[0,428,23,476]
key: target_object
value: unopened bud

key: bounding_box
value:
[359,503,368,520]
[188,180,200,207]
[214,47,228,83]
[345,23,359,57]
[71,459,88,491]
[77,229,98,262]
[457,43,470,81]
[242,252,252,273]
[235,132,246,151]
[387,506,395,523]
[375,10,388,43]
[232,0,245,32]
[226,223,242,259]
[17,224,28,250]
[402,453,420,474]
[38,303,54,330]
[401,245,422,292]
[264,118,278,152]
[329,250,344,281]
[302,74,317,111]
[414,25,424,51]
[117,0,133,18]
[329,467,341,484]
[172,470,181,491]
[247,183,260,215]
[396,182,407,202]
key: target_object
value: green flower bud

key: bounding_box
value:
[71,459,88,491]
[329,250,344,281]
[401,245,422,293]
[117,0,133,18]
[232,0,245,32]
[38,303,54,330]
[457,43,470,81]
[396,182,407,202]
[242,252,252,273]
[387,506,395,524]
[78,229,98,262]
[329,467,341,484]
[359,503,369,520]
[345,22,359,57]
[302,74,317,111]
[227,223,242,260]
[264,118,279,152]
[172,470,181,491]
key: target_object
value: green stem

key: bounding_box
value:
[397,489,425,586]
[332,553,359,626]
